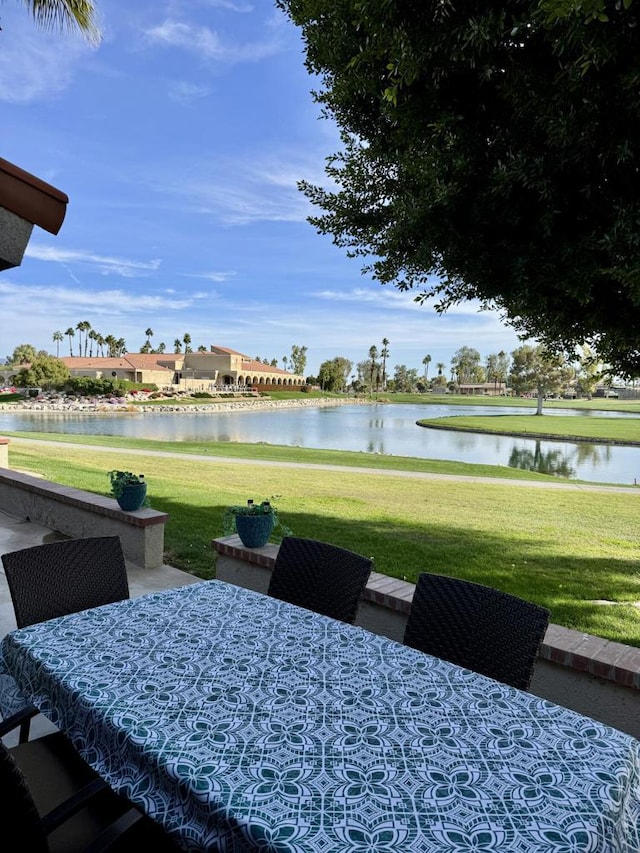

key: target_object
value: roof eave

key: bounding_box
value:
[0,157,68,235]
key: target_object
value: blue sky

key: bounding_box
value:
[1,0,526,378]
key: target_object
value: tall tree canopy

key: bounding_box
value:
[277,0,640,376]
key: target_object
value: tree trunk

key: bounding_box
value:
[536,391,544,415]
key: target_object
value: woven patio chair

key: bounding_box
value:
[1,536,130,743]
[267,536,373,624]
[2,536,130,629]
[403,573,550,691]
[2,731,181,851]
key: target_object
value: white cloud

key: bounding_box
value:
[144,18,280,64]
[168,81,211,103]
[198,0,255,11]
[183,271,236,282]
[0,27,93,103]
[0,281,190,312]
[151,151,322,225]
[313,287,435,311]
[25,245,162,278]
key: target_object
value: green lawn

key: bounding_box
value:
[367,391,640,414]
[7,435,640,649]
[418,414,640,444]
[1,430,579,481]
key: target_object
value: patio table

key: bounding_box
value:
[2,579,639,852]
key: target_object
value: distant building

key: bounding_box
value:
[456,382,508,396]
[48,346,305,391]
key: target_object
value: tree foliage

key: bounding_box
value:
[289,345,308,376]
[8,343,38,365]
[509,344,574,412]
[450,347,483,385]
[15,355,70,388]
[486,351,511,391]
[277,0,640,376]
[392,364,419,392]
[318,356,352,391]
[16,0,101,43]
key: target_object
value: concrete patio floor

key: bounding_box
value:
[0,509,198,745]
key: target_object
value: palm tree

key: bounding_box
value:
[87,329,97,357]
[174,339,182,354]
[104,335,116,357]
[145,328,154,350]
[65,327,75,356]
[282,355,289,372]
[380,338,390,391]
[52,330,63,357]
[183,333,192,354]
[75,320,91,357]
[422,354,432,382]
[368,345,378,394]
[96,333,105,356]
[21,0,101,43]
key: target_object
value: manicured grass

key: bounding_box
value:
[418,414,640,444]
[3,430,573,481]
[7,436,640,648]
[368,392,640,413]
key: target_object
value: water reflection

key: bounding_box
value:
[0,403,637,485]
[573,442,612,467]
[366,440,386,454]
[509,443,576,478]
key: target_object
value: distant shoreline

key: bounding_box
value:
[0,395,372,414]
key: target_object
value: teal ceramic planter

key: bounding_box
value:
[116,483,147,511]
[235,513,274,548]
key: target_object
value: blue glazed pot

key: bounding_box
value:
[235,513,274,548]
[116,483,147,511]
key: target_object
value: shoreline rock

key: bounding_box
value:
[0,395,372,414]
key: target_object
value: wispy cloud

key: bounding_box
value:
[198,0,255,11]
[313,286,509,320]
[183,271,237,282]
[25,246,162,278]
[144,18,281,64]
[0,281,193,312]
[0,26,93,103]
[168,81,211,103]
[153,152,322,225]
[314,288,435,311]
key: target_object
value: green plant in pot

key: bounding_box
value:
[109,470,148,511]
[223,499,291,548]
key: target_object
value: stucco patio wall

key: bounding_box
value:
[0,469,168,569]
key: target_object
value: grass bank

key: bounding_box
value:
[7,435,640,649]
[364,392,640,414]
[3,431,574,481]
[418,414,640,444]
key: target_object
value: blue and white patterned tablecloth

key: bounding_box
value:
[2,579,639,852]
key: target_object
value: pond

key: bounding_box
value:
[1,403,638,486]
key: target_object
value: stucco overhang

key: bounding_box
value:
[0,157,68,271]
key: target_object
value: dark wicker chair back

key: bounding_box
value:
[403,573,550,690]
[2,536,130,629]
[1,731,180,851]
[267,536,373,624]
